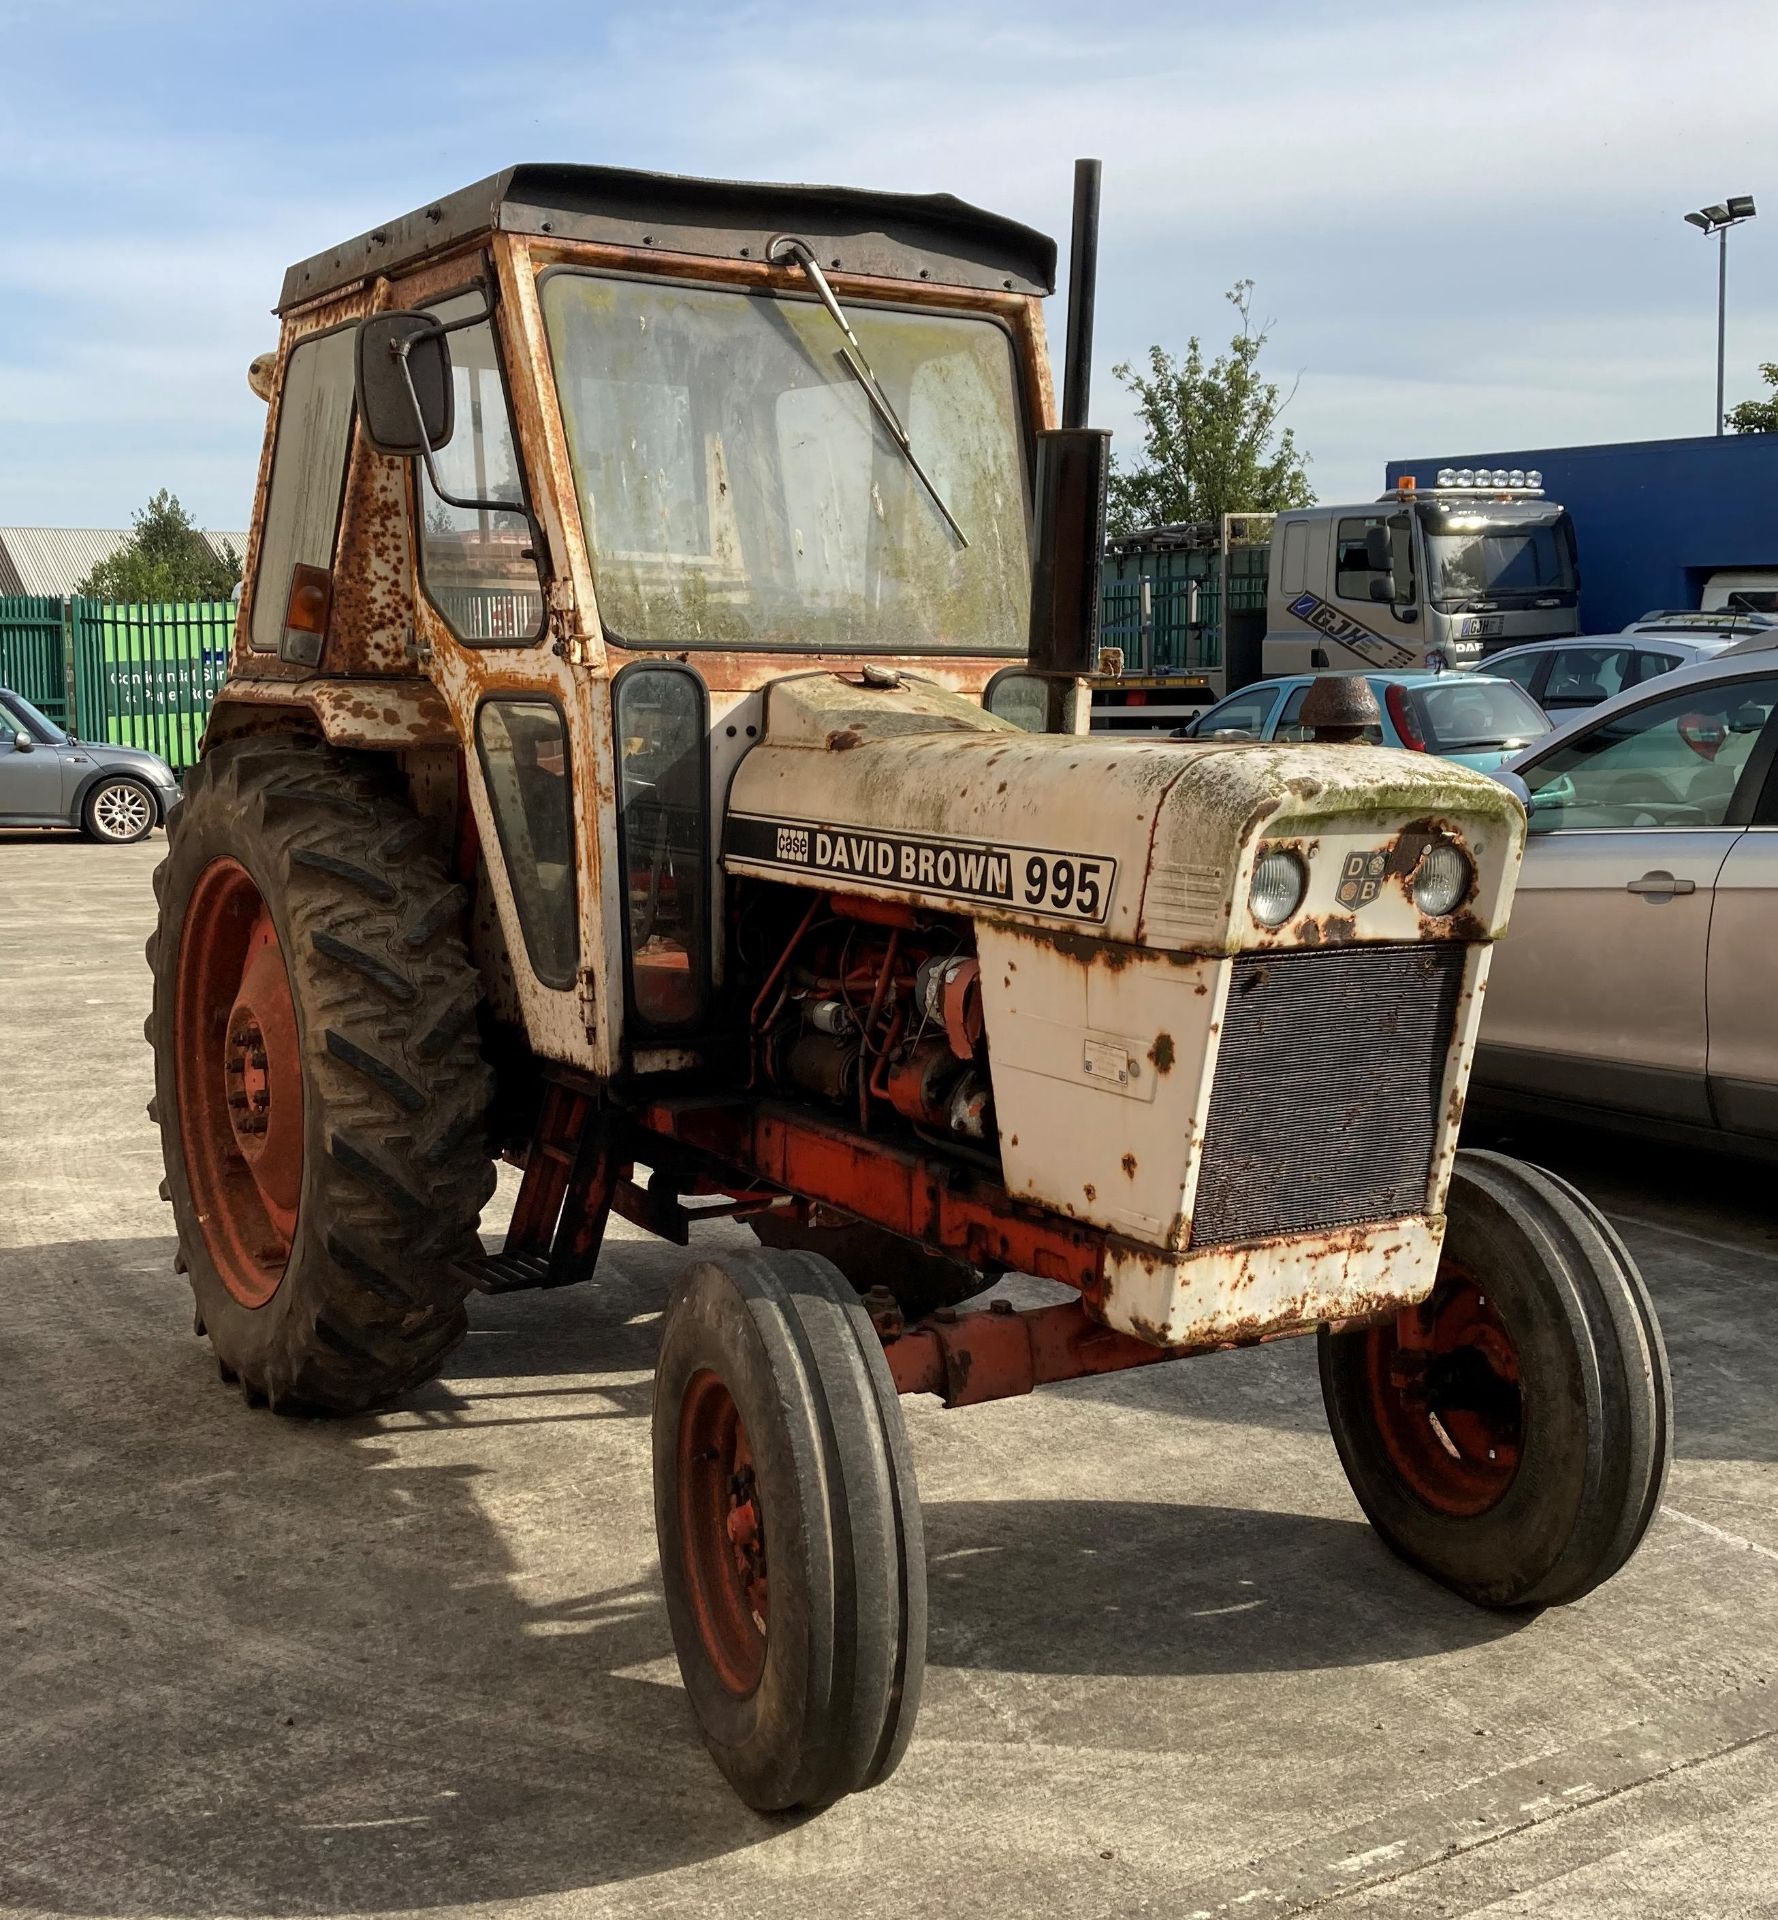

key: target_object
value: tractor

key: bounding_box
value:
[147,160,1670,1812]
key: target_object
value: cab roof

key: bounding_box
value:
[278,162,1057,313]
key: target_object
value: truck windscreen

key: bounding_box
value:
[1423,515,1577,609]
[539,271,1032,654]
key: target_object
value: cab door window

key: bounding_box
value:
[614,665,710,1029]
[1333,517,1388,604]
[475,701,578,988]
[418,293,545,644]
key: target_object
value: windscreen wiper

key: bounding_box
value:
[767,235,968,549]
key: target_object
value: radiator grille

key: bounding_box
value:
[1192,944,1466,1248]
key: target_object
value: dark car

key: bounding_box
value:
[0,687,180,843]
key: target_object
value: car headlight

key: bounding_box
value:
[1249,849,1307,927]
[1413,840,1472,917]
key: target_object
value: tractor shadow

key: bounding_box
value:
[6,1170,1773,1917]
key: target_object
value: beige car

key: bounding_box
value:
[1476,639,1778,1149]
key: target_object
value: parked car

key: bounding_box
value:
[1177,670,1550,771]
[1624,608,1777,642]
[0,687,179,843]
[1475,635,1778,1153]
[1482,633,1731,717]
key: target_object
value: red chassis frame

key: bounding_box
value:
[484,1078,1325,1409]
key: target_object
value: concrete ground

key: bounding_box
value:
[2,828,1775,1920]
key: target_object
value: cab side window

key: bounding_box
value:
[418,293,545,645]
[1521,677,1778,833]
[250,327,357,653]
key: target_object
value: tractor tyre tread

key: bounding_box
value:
[147,734,495,1416]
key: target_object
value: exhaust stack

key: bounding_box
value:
[1028,159,1111,682]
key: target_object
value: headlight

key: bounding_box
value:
[1413,840,1472,917]
[1249,849,1307,927]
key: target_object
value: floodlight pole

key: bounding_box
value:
[1716,225,1728,436]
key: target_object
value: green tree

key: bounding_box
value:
[77,490,242,601]
[1106,281,1314,537]
[1726,363,1778,434]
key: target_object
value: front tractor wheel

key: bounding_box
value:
[147,735,496,1413]
[653,1250,926,1811]
[1319,1150,1670,1610]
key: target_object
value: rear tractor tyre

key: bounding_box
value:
[146,734,496,1414]
[653,1249,926,1811]
[1319,1149,1670,1610]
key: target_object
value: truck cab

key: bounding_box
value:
[1265,477,1580,675]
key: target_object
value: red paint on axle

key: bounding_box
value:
[883,1298,1181,1407]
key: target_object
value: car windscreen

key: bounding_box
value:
[539,271,1032,654]
[1423,514,1577,607]
[1408,678,1550,750]
[1,690,65,742]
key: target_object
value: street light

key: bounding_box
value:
[1684,196,1757,434]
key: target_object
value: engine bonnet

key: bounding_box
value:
[722,673,1525,953]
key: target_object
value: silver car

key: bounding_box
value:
[1475,637,1778,1150]
[1483,633,1731,718]
[0,687,180,843]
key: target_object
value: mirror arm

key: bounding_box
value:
[390,339,543,563]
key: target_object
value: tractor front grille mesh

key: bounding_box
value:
[1191,944,1466,1248]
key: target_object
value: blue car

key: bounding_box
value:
[1178,670,1551,772]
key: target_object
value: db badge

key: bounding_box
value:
[1337,850,1388,908]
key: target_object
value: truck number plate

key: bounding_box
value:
[727,814,1116,923]
[1459,615,1504,638]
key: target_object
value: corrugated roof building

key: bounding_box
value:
[0,527,250,598]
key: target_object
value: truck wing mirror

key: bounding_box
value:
[1364,524,1392,572]
[355,312,454,456]
[1369,577,1393,604]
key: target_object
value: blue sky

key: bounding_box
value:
[2,0,1774,530]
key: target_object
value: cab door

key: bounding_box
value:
[1477,672,1778,1123]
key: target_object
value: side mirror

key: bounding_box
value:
[1364,525,1392,572]
[1494,770,1531,807]
[1368,578,1392,604]
[13,730,32,752]
[355,312,454,456]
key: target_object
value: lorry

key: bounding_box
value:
[1093,477,1580,730]
[145,158,1668,1814]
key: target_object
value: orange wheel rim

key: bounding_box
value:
[174,858,302,1308]
[677,1370,768,1695]
[1361,1262,1523,1518]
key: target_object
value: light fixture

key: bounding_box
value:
[1683,197,1759,434]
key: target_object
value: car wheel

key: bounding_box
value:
[84,776,158,844]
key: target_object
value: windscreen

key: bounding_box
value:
[1409,678,1550,750]
[1424,514,1577,607]
[540,272,1031,653]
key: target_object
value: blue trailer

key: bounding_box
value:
[1386,434,1778,634]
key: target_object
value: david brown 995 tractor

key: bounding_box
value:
[147,159,1670,1811]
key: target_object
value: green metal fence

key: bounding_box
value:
[0,596,70,727]
[0,596,234,770]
